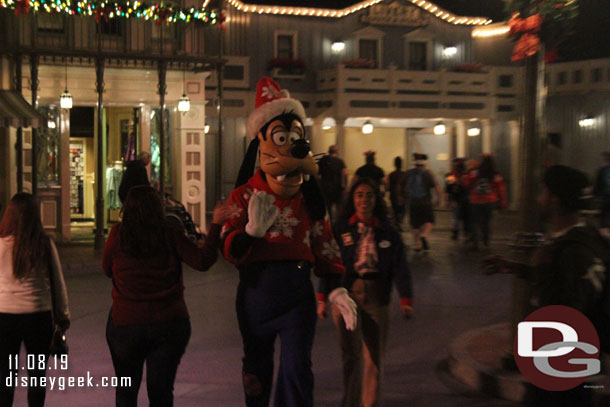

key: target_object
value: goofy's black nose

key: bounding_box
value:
[290,139,310,159]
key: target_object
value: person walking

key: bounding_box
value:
[102,186,237,406]
[387,156,407,230]
[0,193,70,407]
[485,165,610,406]
[463,154,507,249]
[445,158,468,240]
[404,153,440,251]
[354,151,385,190]
[594,151,610,239]
[317,178,414,407]
[318,145,347,221]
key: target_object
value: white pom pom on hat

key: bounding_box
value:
[247,77,306,139]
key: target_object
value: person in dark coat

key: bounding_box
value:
[118,151,151,203]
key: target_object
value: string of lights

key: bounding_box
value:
[1,0,220,25]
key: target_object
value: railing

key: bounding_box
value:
[546,58,610,95]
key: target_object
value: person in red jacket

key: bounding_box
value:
[102,186,237,406]
[463,154,507,248]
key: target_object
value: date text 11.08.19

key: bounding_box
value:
[8,354,68,371]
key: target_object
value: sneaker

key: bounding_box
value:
[421,237,429,251]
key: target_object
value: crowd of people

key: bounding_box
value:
[0,144,609,407]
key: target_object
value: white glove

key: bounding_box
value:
[329,287,358,331]
[245,191,280,238]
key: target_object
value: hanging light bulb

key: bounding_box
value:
[362,120,374,135]
[467,127,480,136]
[178,94,191,112]
[433,122,446,135]
[204,123,210,134]
[60,59,72,109]
[178,65,191,112]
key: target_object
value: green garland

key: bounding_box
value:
[1,0,221,25]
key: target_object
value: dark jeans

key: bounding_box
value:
[470,202,495,245]
[0,311,53,407]
[105,313,191,407]
[236,261,317,407]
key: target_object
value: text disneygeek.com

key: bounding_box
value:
[6,354,131,390]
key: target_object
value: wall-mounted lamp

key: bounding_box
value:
[362,120,374,135]
[322,117,335,131]
[204,123,210,134]
[331,41,345,54]
[47,120,56,129]
[59,59,72,109]
[442,46,458,58]
[467,127,480,136]
[433,122,446,135]
[579,116,595,128]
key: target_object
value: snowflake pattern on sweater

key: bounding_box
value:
[221,170,344,276]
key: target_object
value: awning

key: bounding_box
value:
[0,90,45,128]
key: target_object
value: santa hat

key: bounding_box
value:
[247,77,306,139]
[413,153,428,165]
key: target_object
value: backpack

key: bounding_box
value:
[406,170,428,200]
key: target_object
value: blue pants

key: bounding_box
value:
[236,261,317,407]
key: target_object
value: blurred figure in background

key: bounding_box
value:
[387,156,407,231]
[594,151,610,239]
[318,145,347,221]
[119,151,151,204]
[404,153,440,251]
[354,151,386,191]
[463,154,507,249]
[445,158,469,241]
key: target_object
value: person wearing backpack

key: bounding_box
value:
[484,165,609,406]
[594,151,610,239]
[463,154,507,249]
[404,154,440,251]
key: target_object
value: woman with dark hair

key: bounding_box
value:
[0,193,70,407]
[102,186,237,406]
[464,154,507,248]
[317,178,414,407]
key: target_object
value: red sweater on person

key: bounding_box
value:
[102,222,221,326]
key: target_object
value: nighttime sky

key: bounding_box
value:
[241,0,508,21]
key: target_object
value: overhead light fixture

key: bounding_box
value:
[331,41,345,54]
[362,120,373,135]
[204,123,210,134]
[433,122,446,135]
[178,64,191,113]
[579,116,594,128]
[467,127,480,136]
[59,59,72,109]
[442,46,458,57]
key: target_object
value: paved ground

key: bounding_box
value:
[11,211,526,406]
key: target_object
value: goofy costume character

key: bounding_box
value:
[221,77,357,407]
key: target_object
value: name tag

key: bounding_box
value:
[341,233,354,246]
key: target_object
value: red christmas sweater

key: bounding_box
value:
[222,169,345,277]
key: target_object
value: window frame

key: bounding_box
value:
[274,30,298,59]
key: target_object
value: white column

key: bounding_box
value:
[177,103,207,231]
[509,120,521,211]
[481,118,492,154]
[308,117,324,157]
[455,120,467,158]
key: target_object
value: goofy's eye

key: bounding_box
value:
[289,132,301,143]
[272,131,289,146]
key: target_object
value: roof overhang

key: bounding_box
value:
[0,90,45,129]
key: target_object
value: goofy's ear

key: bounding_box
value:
[235,137,260,188]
